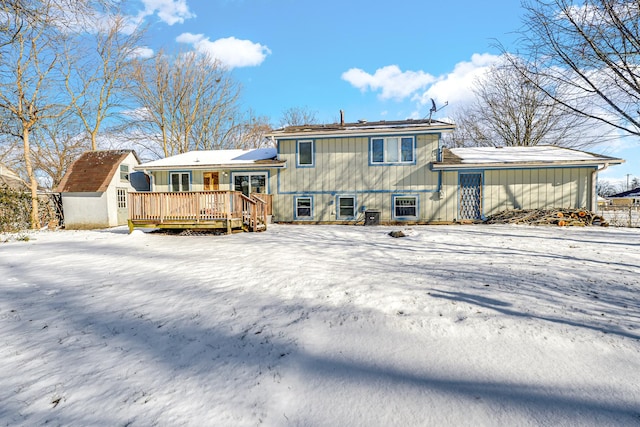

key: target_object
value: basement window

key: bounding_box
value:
[337,196,356,219]
[295,196,313,219]
[393,195,417,219]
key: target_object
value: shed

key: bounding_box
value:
[56,150,147,229]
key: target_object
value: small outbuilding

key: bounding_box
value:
[56,150,148,229]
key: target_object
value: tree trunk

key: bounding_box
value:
[23,127,39,229]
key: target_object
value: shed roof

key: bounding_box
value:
[56,150,139,193]
[432,146,624,170]
[136,148,284,171]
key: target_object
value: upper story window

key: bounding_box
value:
[297,140,314,167]
[170,172,190,192]
[120,164,129,181]
[371,137,414,164]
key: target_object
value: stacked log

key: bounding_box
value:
[484,208,609,227]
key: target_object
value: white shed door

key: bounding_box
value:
[116,188,128,225]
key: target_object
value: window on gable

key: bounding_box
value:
[295,196,313,219]
[371,137,414,164]
[170,172,190,192]
[393,196,417,218]
[297,140,314,166]
[120,164,129,181]
[337,196,356,219]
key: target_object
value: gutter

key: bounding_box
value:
[134,162,287,172]
[591,161,618,211]
[431,159,624,171]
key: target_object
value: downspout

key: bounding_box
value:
[592,163,609,212]
[436,134,444,198]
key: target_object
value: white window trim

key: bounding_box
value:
[231,172,269,195]
[294,196,313,220]
[336,195,357,220]
[169,171,191,192]
[116,188,127,208]
[297,140,315,167]
[392,195,418,219]
[371,136,415,164]
[120,164,130,182]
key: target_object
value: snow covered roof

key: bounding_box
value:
[136,148,284,171]
[433,146,624,170]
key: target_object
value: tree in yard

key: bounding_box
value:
[596,179,620,197]
[0,0,81,228]
[66,12,146,151]
[507,0,640,137]
[447,58,591,148]
[278,106,318,127]
[225,109,273,149]
[31,112,87,188]
[128,51,242,158]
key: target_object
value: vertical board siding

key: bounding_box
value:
[483,167,593,216]
[274,134,442,222]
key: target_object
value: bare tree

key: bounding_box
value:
[449,59,591,148]
[0,0,81,228]
[225,110,273,149]
[596,179,620,197]
[128,51,241,158]
[31,112,87,188]
[67,12,145,150]
[509,0,640,136]
[278,106,318,127]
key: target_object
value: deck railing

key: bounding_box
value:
[129,191,268,231]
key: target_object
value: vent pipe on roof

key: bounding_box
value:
[340,110,344,126]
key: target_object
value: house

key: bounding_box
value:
[56,150,147,229]
[130,148,284,232]
[431,146,623,220]
[129,118,623,231]
[607,187,640,206]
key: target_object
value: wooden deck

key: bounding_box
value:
[128,191,271,233]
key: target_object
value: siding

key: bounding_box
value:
[482,167,593,216]
[274,134,443,222]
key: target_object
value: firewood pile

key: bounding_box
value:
[483,208,609,227]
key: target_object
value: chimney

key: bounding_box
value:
[340,109,344,126]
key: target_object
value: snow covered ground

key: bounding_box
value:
[1,224,639,426]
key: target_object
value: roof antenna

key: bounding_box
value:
[427,98,448,124]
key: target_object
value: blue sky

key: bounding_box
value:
[126,0,636,183]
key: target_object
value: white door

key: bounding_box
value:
[117,188,128,225]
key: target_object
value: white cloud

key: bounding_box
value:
[341,65,436,101]
[131,46,155,59]
[137,0,194,25]
[176,33,271,69]
[414,53,502,109]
